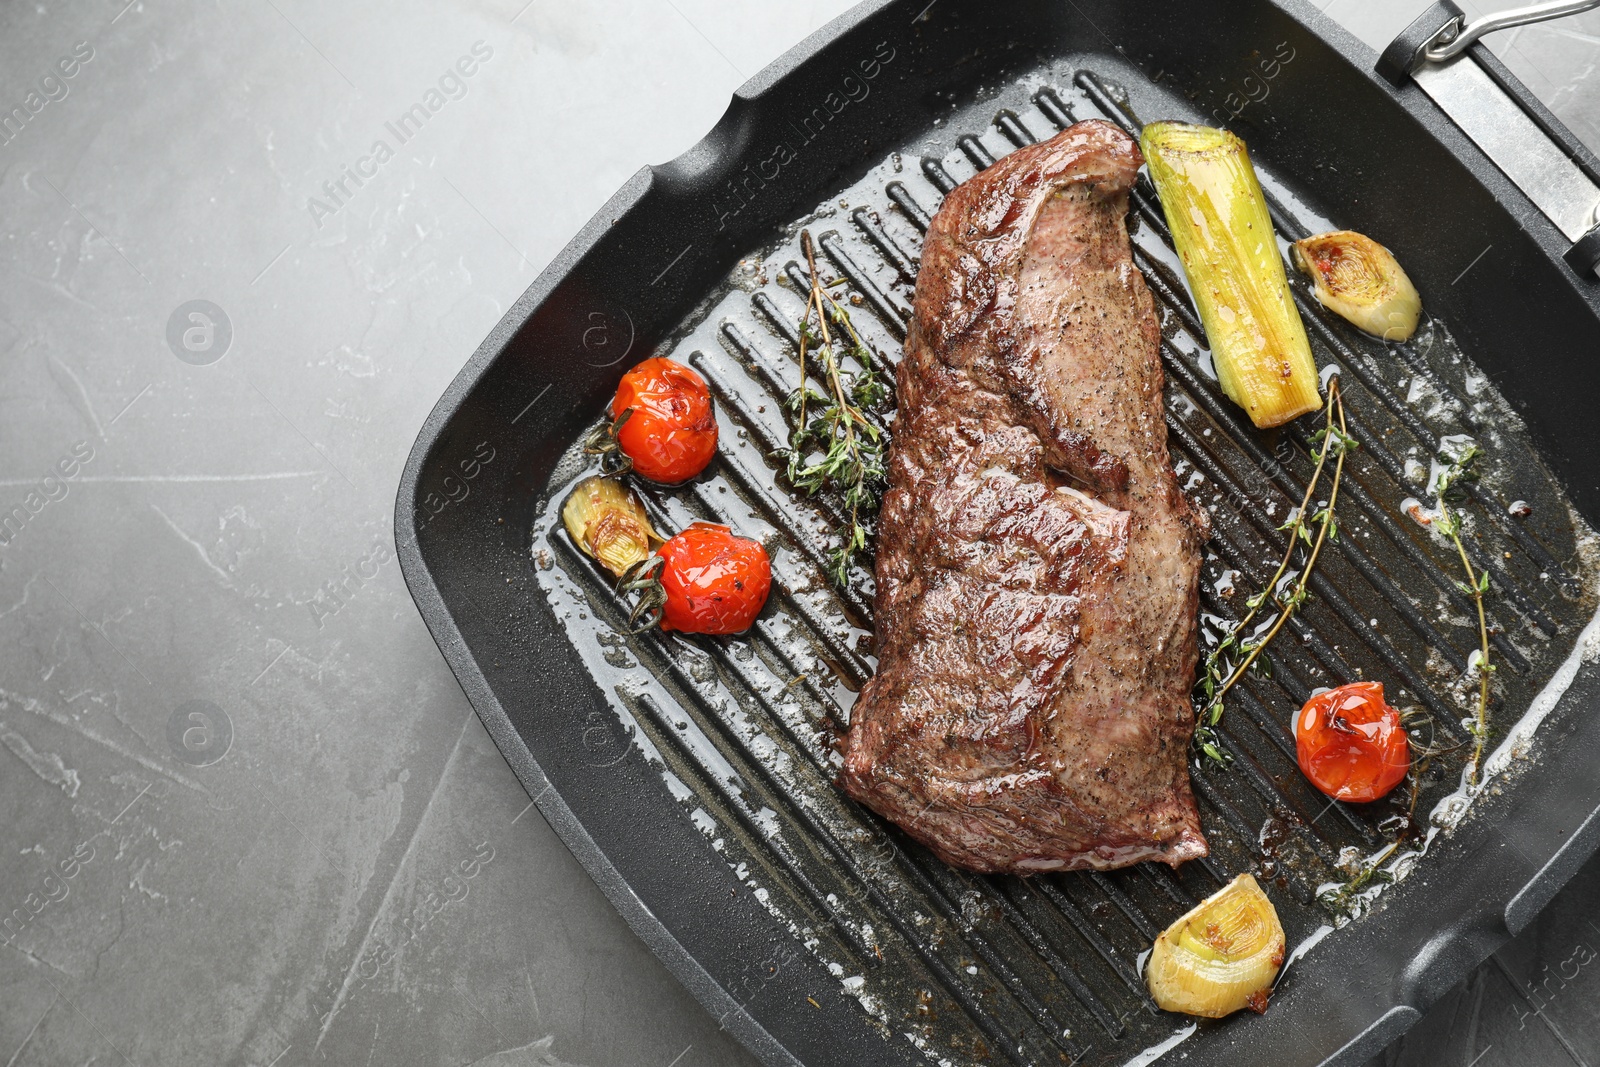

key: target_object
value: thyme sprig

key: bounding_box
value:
[1315,444,1492,918]
[780,230,890,587]
[1317,841,1400,916]
[1433,441,1494,784]
[1318,724,1437,918]
[1194,378,1356,764]
[1318,741,1460,919]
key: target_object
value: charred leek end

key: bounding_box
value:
[1292,231,1421,342]
[562,475,660,579]
[1140,122,1321,429]
[1145,873,1286,1018]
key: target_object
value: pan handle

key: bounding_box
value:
[1378,1,1600,277]
[1422,0,1600,63]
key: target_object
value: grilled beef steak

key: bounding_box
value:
[839,120,1210,874]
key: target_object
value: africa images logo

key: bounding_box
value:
[0,41,95,150]
[166,300,233,365]
[709,39,897,232]
[306,41,494,229]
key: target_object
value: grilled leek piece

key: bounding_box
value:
[1140,122,1321,428]
[1145,873,1286,1018]
[1293,230,1421,341]
[563,475,660,578]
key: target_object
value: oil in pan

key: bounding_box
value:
[529,59,1600,1067]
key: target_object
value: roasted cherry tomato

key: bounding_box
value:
[607,357,717,483]
[656,522,770,634]
[1294,681,1409,803]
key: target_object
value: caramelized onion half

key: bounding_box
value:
[1145,873,1286,1018]
[1292,231,1421,341]
[562,475,660,578]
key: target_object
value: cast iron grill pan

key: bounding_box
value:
[397,4,1600,1066]
[526,64,1594,1066]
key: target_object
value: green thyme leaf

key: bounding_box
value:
[784,231,893,592]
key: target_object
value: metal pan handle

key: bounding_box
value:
[1423,0,1600,62]
[1378,0,1600,277]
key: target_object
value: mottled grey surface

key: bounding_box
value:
[0,2,1594,1066]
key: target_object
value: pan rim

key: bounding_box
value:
[394,2,1600,1064]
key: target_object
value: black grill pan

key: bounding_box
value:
[395,2,1600,1064]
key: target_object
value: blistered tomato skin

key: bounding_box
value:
[656,523,771,635]
[1294,681,1409,803]
[611,357,717,483]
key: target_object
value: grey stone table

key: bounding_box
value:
[0,2,1594,1066]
